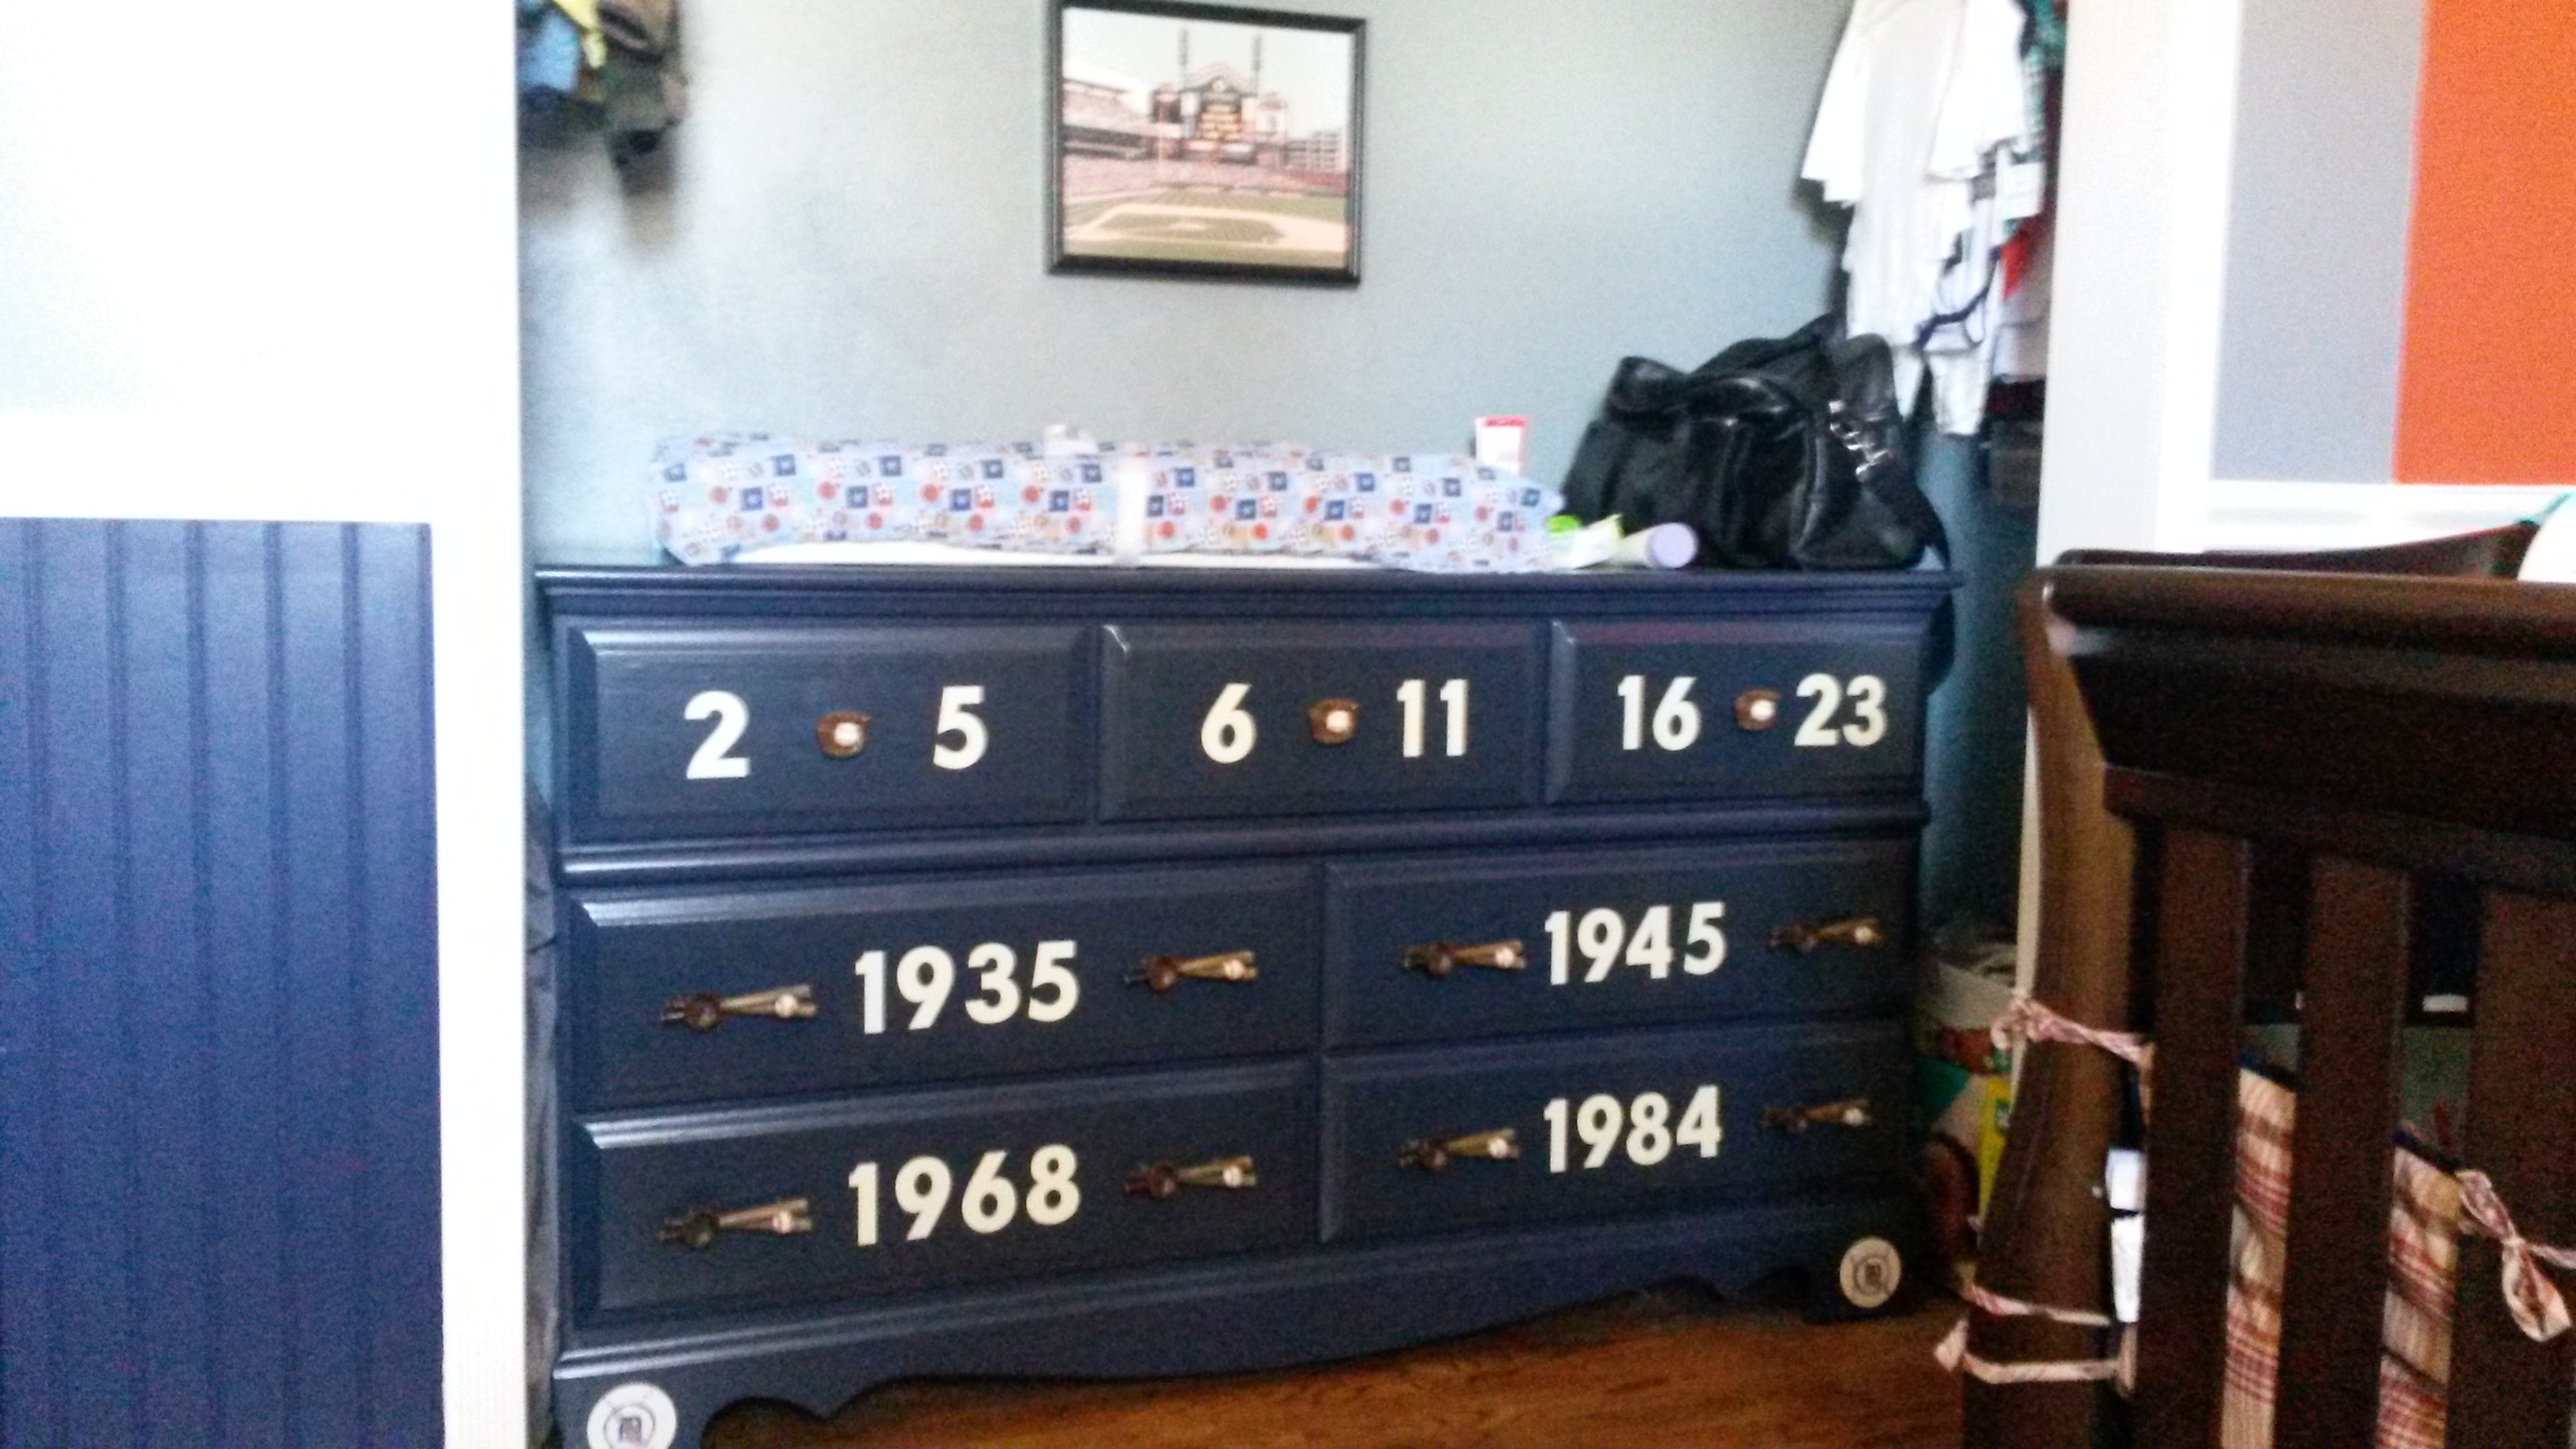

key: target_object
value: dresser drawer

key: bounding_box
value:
[1324,840,1912,1046]
[576,1061,1317,1315]
[1545,619,1925,803]
[1323,1021,1906,1242]
[558,622,1088,843]
[565,864,1320,1109]
[1099,622,1540,819]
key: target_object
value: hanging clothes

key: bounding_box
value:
[1803,0,2037,435]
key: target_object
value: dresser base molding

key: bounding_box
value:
[554,1194,1916,1449]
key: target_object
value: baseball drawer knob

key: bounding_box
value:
[1124,1155,1259,1200]
[815,711,871,758]
[1402,939,1526,978]
[1770,916,1885,954]
[1307,698,1360,744]
[1128,950,1258,993]
[657,1196,814,1249]
[1398,1128,1519,1171]
[660,983,819,1032]
[1762,1097,1873,1133]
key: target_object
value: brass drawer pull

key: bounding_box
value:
[1128,950,1258,993]
[1307,698,1360,744]
[1762,1097,1873,1133]
[1398,1128,1519,1171]
[1735,688,1782,730]
[816,710,872,758]
[1402,938,1526,978]
[660,983,820,1032]
[658,1196,814,1249]
[1770,916,1886,954]
[1124,1155,1258,1199]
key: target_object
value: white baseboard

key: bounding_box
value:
[2203,479,2571,552]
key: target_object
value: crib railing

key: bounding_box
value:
[1969,564,2576,1449]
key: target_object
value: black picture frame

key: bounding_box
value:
[1049,0,1363,285]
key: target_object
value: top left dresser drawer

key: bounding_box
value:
[558,622,1091,844]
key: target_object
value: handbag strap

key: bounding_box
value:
[1870,459,1951,566]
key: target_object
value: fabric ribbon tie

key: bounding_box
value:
[1931,1279,2121,1385]
[1958,1277,2112,1327]
[2458,1169,2576,1342]
[1934,1315,2124,1384]
[1992,995,2150,1070]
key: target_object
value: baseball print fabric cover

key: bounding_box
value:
[648,434,1559,573]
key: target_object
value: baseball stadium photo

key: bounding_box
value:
[1053,1,1361,282]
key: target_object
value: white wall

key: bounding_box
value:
[2210,0,2426,483]
[2033,0,2247,563]
[0,3,526,1443]
[519,0,1855,562]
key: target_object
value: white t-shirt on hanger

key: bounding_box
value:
[1803,0,2031,431]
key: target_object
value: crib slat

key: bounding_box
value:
[2447,890,2576,1449]
[2135,826,2249,1449]
[2275,858,2413,1449]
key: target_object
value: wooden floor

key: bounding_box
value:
[707,1285,1963,1449]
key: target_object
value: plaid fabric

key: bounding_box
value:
[2218,1067,2461,1449]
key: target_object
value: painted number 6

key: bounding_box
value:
[1201,682,1256,764]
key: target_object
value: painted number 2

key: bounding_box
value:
[683,691,752,778]
[1792,673,1889,748]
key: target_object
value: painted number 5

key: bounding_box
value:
[933,685,988,769]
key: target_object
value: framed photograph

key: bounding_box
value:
[1050,0,1363,284]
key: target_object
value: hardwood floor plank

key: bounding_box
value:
[710,1290,1963,1449]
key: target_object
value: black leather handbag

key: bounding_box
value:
[1561,316,1946,570]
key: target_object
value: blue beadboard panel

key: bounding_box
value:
[0,519,441,1448]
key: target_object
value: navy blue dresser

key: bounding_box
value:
[538,564,1948,1449]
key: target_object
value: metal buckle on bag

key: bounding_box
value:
[1825,399,1894,474]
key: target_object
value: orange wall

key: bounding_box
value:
[2394,0,2576,483]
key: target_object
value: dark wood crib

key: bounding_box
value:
[1964,545,2576,1449]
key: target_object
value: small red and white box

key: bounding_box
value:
[1473,416,1529,477]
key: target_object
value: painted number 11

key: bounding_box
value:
[1395,677,1469,758]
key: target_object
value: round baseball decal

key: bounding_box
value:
[1837,1236,1903,1310]
[587,1381,680,1449]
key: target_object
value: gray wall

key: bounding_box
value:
[1917,435,2037,938]
[2211,0,2425,481]
[519,0,1852,561]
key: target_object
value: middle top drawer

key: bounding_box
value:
[1099,621,1542,819]
[564,863,1320,1110]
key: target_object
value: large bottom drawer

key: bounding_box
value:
[575,1061,1316,1316]
[1324,1020,1908,1241]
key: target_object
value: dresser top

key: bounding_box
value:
[536,563,1955,621]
